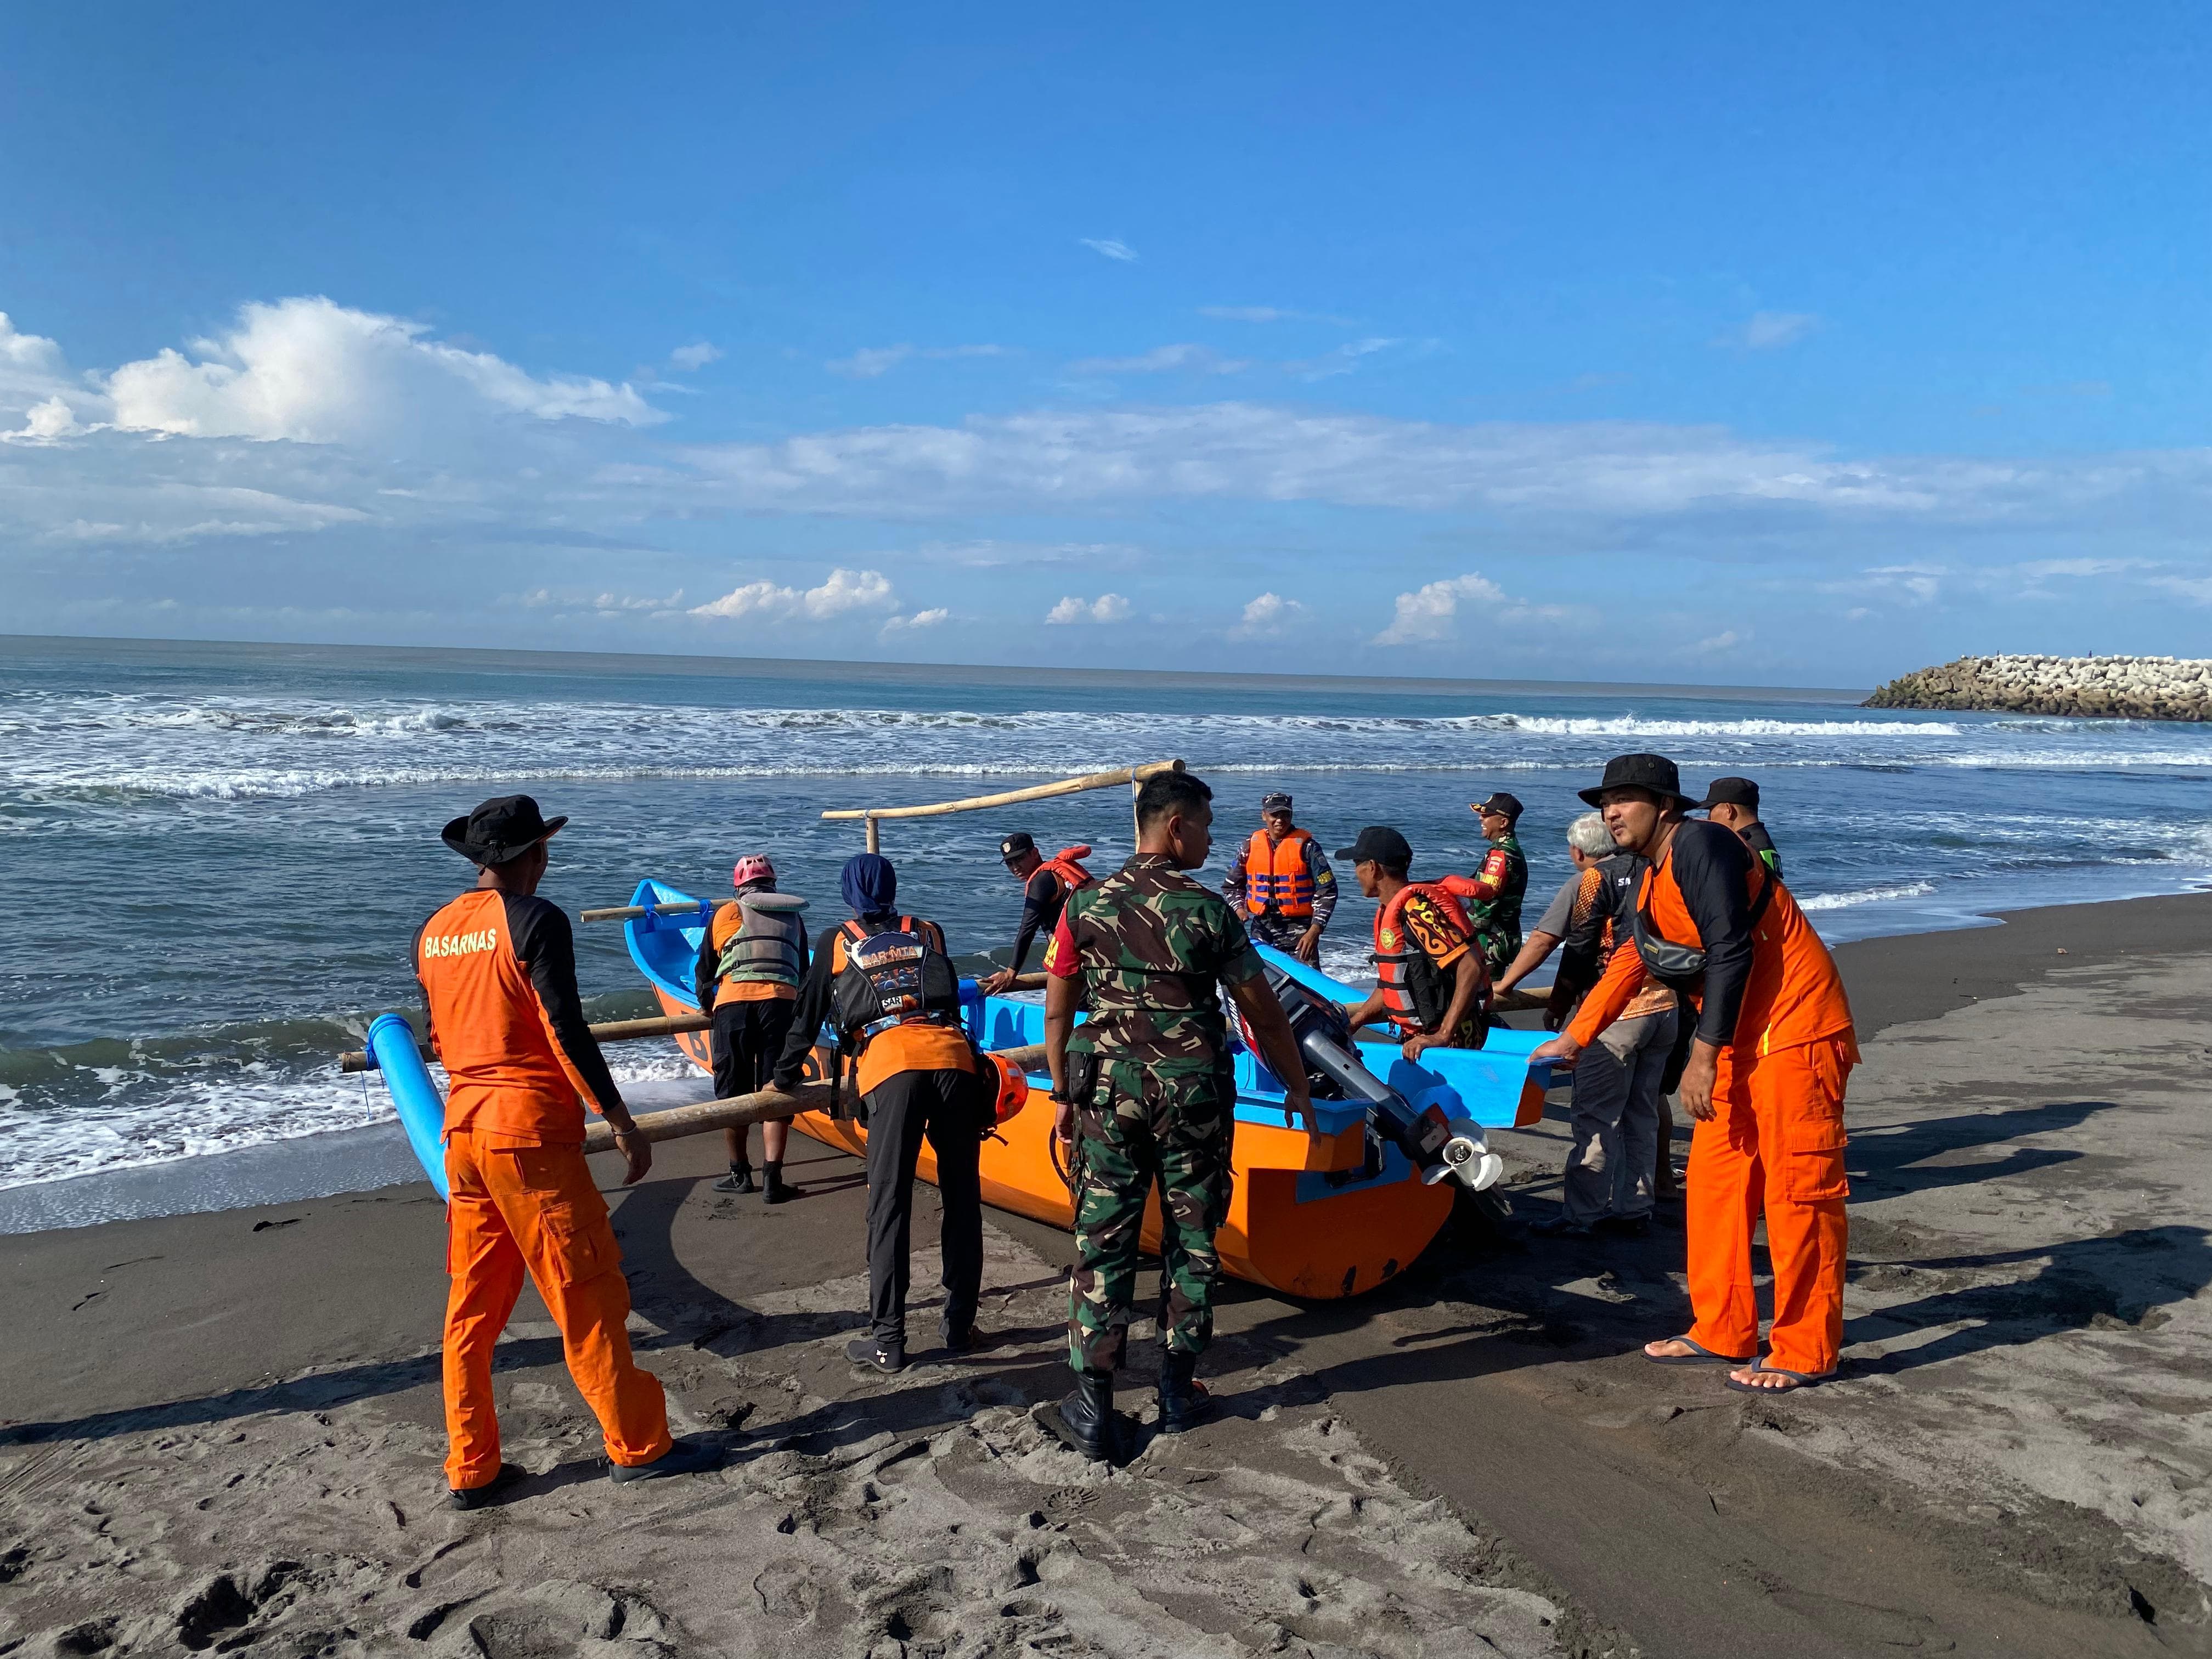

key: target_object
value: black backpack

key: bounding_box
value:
[830,917,963,1055]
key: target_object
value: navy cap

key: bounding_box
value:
[1335,826,1413,868]
[1261,791,1294,812]
[998,831,1036,861]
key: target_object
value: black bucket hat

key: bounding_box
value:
[442,794,568,865]
[1577,753,1694,810]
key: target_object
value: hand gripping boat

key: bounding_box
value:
[622,879,1551,1300]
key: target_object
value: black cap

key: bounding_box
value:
[442,794,568,865]
[1577,753,1693,810]
[1261,791,1294,813]
[1335,825,1413,868]
[1695,776,1760,811]
[998,831,1036,862]
[1473,791,1524,821]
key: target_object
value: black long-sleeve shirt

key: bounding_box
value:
[1657,821,1759,1047]
[1009,868,1069,973]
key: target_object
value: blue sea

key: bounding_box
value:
[5,634,2210,1204]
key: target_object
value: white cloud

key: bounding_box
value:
[1235,591,1305,636]
[2151,575,2212,605]
[0,313,66,377]
[827,343,1007,378]
[669,342,722,371]
[690,566,899,622]
[1078,238,1138,263]
[828,345,913,379]
[1693,628,1749,652]
[1199,306,1353,325]
[10,396,77,441]
[881,606,951,633]
[1719,311,1821,351]
[1046,592,1131,624]
[594,589,686,612]
[1067,343,1249,376]
[103,297,663,442]
[1285,337,1401,381]
[1374,574,1508,645]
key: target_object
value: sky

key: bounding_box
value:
[1,4,2208,687]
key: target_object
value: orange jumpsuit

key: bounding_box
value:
[416,888,673,1489]
[1569,826,1857,1375]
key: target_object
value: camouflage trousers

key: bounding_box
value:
[1067,1059,1235,1374]
[1245,911,1312,955]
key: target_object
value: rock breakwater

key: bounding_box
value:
[1865,654,2212,721]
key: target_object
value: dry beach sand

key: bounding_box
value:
[7,893,2212,1657]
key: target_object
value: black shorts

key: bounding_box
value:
[710,998,797,1099]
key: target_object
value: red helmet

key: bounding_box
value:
[732,854,776,890]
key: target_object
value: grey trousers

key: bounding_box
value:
[1562,1007,1678,1223]
[863,1066,983,1347]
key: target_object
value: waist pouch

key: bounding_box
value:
[1632,872,1774,986]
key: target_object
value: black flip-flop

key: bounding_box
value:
[1643,1336,1754,1367]
[1724,1364,1832,1394]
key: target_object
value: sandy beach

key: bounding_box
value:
[7,891,2212,1657]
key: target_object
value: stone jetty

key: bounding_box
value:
[1864,654,2212,721]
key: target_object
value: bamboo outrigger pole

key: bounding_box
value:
[823,758,1184,849]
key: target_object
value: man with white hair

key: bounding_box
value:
[1496,812,1678,1238]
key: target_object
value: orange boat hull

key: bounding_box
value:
[655,987,1451,1300]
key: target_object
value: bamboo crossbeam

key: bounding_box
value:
[580,898,709,923]
[582,1041,1051,1152]
[823,758,1183,825]
[339,1011,712,1073]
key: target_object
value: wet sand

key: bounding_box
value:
[5,891,2211,1656]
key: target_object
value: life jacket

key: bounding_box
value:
[1371,881,1477,1034]
[1243,828,1317,918]
[1037,844,1094,896]
[711,891,808,997]
[830,916,964,1056]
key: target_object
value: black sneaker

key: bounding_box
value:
[712,1167,756,1194]
[608,1438,725,1485]
[446,1462,526,1511]
[846,1336,906,1374]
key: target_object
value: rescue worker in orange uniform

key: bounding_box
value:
[774,852,983,1375]
[1221,792,1338,964]
[1533,755,1858,1393]
[978,832,1093,995]
[1335,826,1491,1059]
[693,853,809,1201]
[416,795,722,1508]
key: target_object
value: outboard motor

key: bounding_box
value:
[1244,964,1504,1194]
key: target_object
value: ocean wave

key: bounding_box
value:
[1487,714,1964,738]
[1797,881,1939,912]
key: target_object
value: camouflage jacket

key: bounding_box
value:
[1465,831,1527,947]
[1060,854,1264,1076]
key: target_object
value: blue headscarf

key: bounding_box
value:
[840,853,898,920]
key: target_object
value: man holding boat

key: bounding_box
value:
[693,853,808,1203]
[415,794,720,1507]
[1043,768,1313,1458]
[1533,755,1857,1393]
[1221,791,1338,964]
[1337,826,1492,1059]
[978,832,1093,995]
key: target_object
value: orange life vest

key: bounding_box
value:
[1371,881,1475,1032]
[1244,827,1317,918]
[415,889,590,1142]
[1038,844,1094,895]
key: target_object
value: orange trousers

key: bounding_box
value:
[1685,1035,1853,1376]
[442,1129,672,1489]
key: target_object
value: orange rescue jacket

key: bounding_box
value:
[1243,828,1318,918]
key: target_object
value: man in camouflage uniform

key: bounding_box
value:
[1464,791,1530,974]
[1041,769,1312,1458]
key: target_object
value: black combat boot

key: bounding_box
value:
[761,1161,791,1204]
[712,1161,755,1195]
[1055,1370,1119,1462]
[1156,1351,1210,1434]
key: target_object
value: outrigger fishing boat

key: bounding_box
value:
[353,759,1556,1300]
[617,874,1550,1301]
